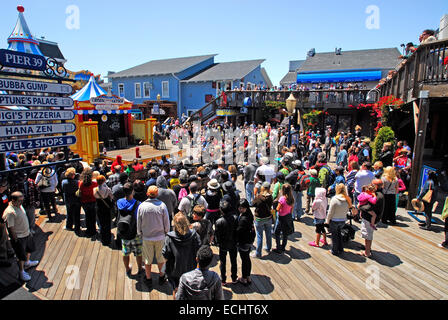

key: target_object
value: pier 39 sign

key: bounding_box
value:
[0,49,46,71]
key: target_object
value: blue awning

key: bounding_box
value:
[297,70,382,83]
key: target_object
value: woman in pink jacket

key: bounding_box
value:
[309,188,328,247]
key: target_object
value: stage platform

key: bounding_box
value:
[101,141,184,164]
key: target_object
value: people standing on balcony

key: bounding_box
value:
[419,29,437,44]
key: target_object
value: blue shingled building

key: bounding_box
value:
[108,54,271,118]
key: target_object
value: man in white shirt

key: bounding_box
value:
[3,192,39,281]
[354,162,375,206]
[255,157,275,184]
[178,182,208,220]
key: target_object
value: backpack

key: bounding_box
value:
[321,165,336,187]
[117,200,140,240]
[187,194,200,222]
[297,174,311,192]
[358,147,370,164]
[178,187,188,202]
[38,175,51,189]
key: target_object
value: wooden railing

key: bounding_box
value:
[378,39,448,102]
[185,95,221,124]
[224,89,372,108]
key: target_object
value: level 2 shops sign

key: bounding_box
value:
[90,95,125,111]
[0,49,47,71]
[0,136,77,153]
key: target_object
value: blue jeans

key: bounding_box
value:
[245,182,255,206]
[254,218,272,256]
[292,190,303,219]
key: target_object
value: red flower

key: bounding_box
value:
[444,57,448,65]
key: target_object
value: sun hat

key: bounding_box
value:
[207,179,220,190]
[411,198,424,212]
[293,160,302,167]
[310,169,318,176]
[222,181,234,192]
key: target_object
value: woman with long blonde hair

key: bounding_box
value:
[381,166,399,225]
[162,213,201,298]
[325,183,354,255]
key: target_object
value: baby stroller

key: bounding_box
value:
[341,214,356,243]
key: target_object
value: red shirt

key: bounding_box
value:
[133,163,144,171]
[79,180,98,203]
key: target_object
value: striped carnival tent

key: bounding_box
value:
[70,75,137,115]
[7,6,44,56]
[70,75,108,102]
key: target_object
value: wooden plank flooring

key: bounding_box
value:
[2,194,448,300]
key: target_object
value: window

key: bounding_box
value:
[118,83,124,97]
[135,83,141,98]
[143,82,151,98]
[162,81,169,98]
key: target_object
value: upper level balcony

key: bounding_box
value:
[376,39,448,102]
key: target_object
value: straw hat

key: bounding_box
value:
[207,179,220,190]
[411,198,424,212]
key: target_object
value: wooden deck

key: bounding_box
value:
[103,141,181,164]
[2,197,447,300]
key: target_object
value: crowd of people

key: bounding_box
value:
[0,120,446,299]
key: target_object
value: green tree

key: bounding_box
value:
[372,126,395,162]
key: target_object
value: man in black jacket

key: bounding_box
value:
[358,179,385,258]
[214,199,238,285]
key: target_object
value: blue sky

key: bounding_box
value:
[1,0,446,86]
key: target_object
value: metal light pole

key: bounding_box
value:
[156,94,161,124]
[285,92,297,147]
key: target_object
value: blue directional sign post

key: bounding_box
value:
[0,49,78,174]
[0,136,77,153]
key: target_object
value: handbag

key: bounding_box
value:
[441,197,448,221]
[422,183,433,203]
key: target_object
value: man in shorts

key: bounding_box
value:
[3,192,39,281]
[137,186,170,287]
[117,183,143,277]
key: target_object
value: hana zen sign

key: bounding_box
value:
[90,95,125,111]
[0,49,47,71]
